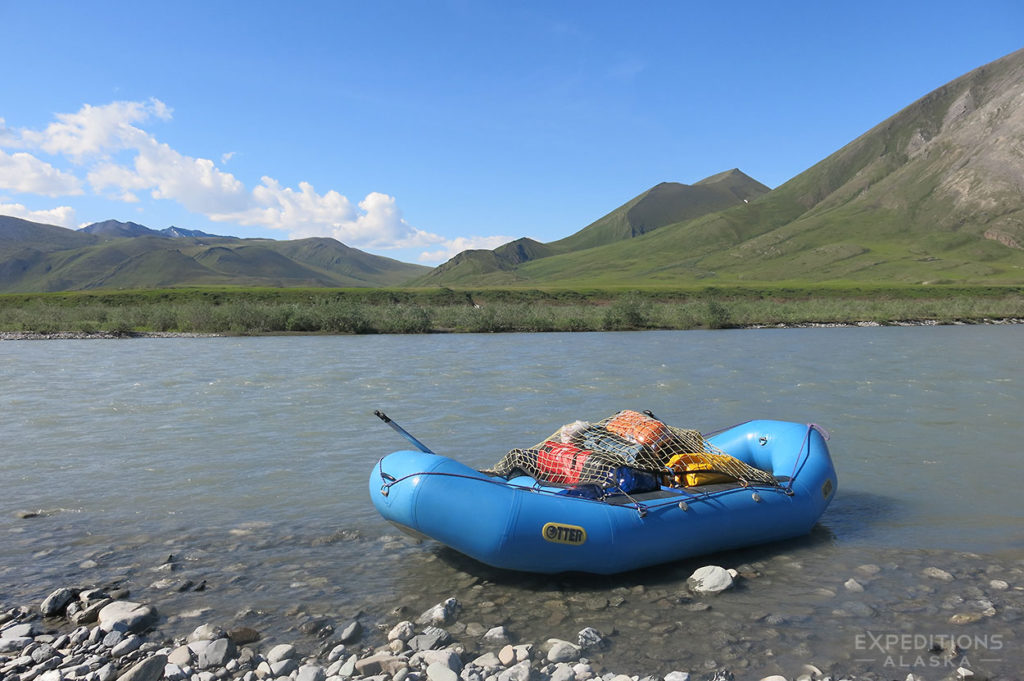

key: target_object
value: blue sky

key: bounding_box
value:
[1,1,1021,265]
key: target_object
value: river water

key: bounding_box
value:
[2,326,1023,678]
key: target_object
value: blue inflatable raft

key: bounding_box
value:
[369,419,837,574]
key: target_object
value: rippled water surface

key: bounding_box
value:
[2,327,1023,677]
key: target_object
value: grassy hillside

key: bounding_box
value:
[0,218,431,292]
[413,168,769,286]
[414,48,1024,287]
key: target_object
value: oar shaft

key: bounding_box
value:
[374,410,435,454]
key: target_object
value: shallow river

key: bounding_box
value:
[2,326,1023,678]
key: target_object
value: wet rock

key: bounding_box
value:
[98,601,158,634]
[844,578,865,592]
[664,673,690,681]
[577,627,607,650]
[545,639,581,663]
[338,619,362,643]
[70,597,111,625]
[227,626,261,645]
[417,598,460,627]
[483,625,511,644]
[687,566,734,596]
[39,587,79,617]
[923,566,955,582]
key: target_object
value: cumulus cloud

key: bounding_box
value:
[0,201,76,226]
[0,148,83,196]
[18,98,170,159]
[0,99,468,257]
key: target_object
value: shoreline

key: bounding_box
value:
[0,573,991,681]
[3,523,1020,681]
[1,317,1023,340]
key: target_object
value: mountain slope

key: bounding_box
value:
[0,217,431,291]
[426,47,1024,286]
[549,169,769,253]
[413,168,769,285]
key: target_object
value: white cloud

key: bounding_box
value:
[19,98,170,159]
[0,149,83,196]
[416,234,516,264]
[2,98,493,258]
[0,202,77,226]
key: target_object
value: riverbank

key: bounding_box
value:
[1,285,1022,336]
[3,547,1013,681]
[2,318,1022,341]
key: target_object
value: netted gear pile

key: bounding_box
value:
[492,410,779,490]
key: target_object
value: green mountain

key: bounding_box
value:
[0,216,430,291]
[413,168,770,285]
[420,47,1024,287]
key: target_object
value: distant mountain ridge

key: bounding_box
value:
[0,215,430,292]
[81,220,225,240]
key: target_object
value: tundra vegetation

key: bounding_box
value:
[1,285,1021,336]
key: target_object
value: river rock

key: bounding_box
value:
[550,662,576,681]
[267,643,297,663]
[664,673,690,681]
[923,566,955,581]
[417,598,460,626]
[270,658,300,677]
[71,597,111,625]
[2,622,40,639]
[40,587,79,617]
[409,626,452,651]
[389,620,416,642]
[687,565,734,595]
[472,652,502,668]
[296,663,327,681]
[483,625,511,644]
[497,660,536,681]
[98,601,158,633]
[338,620,362,643]
[117,653,168,681]
[112,634,144,657]
[577,627,606,650]
[546,639,581,663]
[166,644,193,666]
[227,626,261,645]
[355,653,407,676]
[188,623,225,642]
[844,578,865,592]
[198,636,236,668]
[427,661,460,681]
[414,648,463,673]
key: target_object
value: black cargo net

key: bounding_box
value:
[490,410,779,491]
